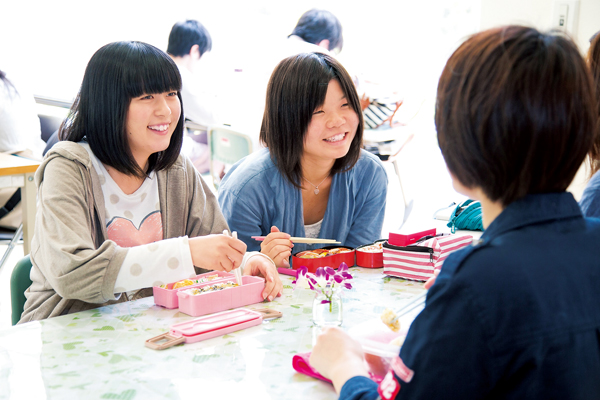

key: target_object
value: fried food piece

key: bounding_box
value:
[380,308,401,332]
[172,279,195,289]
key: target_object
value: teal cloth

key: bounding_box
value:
[447,199,483,233]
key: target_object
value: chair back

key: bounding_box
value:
[208,126,253,189]
[10,255,32,325]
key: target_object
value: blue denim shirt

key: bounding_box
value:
[218,149,387,254]
[342,192,600,399]
[580,170,600,218]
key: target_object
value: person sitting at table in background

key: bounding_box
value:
[218,52,387,268]
[19,41,281,323]
[0,69,45,230]
[310,26,600,398]
[578,30,600,217]
[167,19,221,174]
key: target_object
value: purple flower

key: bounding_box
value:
[291,261,354,303]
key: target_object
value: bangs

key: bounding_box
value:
[123,42,182,97]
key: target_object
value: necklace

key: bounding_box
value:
[304,175,329,195]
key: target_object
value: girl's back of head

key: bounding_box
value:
[61,41,184,177]
[436,25,597,206]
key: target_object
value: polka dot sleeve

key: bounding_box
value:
[113,236,195,293]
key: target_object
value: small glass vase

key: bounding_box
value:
[312,287,343,327]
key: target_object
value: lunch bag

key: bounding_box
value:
[382,233,473,281]
[447,199,483,233]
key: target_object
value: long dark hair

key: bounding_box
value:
[60,41,184,178]
[587,33,600,176]
[259,52,363,188]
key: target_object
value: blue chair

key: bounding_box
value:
[10,255,32,325]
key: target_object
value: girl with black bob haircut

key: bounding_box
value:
[310,26,600,399]
[219,52,387,266]
[21,41,281,323]
[60,41,184,177]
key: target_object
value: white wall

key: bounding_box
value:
[480,0,600,54]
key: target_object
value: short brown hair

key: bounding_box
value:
[436,26,597,206]
[260,52,363,188]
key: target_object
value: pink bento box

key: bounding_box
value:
[176,275,266,317]
[153,270,233,309]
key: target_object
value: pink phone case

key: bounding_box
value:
[153,270,234,309]
[176,275,265,317]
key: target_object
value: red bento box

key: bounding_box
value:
[355,240,386,268]
[291,246,355,273]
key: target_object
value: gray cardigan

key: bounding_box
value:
[20,142,228,322]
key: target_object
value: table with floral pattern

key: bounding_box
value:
[0,267,427,400]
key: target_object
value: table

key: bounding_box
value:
[0,268,427,400]
[0,153,40,255]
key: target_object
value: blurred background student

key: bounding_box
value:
[167,19,222,174]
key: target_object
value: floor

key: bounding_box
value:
[0,101,469,331]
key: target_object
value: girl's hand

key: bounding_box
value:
[260,226,293,268]
[188,234,246,272]
[424,268,440,290]
[243,255,283,301]
[310,327,370,394]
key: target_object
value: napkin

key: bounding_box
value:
[292,352,384,384]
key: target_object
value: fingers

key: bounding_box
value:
[424,269,440,290]
[261,270,283,301]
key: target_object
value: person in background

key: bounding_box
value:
[218,52,387,268]
[310,26,600,399]
[578,30,600,217]
[20,41,281,323]
[167,19,220,173]
[0,69,45,229]
[285,8,344,56]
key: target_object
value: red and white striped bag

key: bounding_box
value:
[382,233,473,281]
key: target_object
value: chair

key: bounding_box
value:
[10,254,32,325]
[363,98,425,227]
[208,126,253,189]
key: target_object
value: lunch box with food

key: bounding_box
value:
[355,239,386,268]
[153,270,238,309]
[176,275,266,317]
[291,246,355,273]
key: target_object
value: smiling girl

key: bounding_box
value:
[219,52,387,267]
[20,41,280,323]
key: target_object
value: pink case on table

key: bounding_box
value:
[176,275,265,317]
[153,270,234,309]
[145,309,263,349]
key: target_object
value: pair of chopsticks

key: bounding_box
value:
[223,230,243,286]
[251,236,340,244]
[389,292,427,324]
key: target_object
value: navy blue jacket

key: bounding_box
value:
[342,193,600,399]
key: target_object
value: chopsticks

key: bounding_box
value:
[251,236,341,244]
[390,292,426,324]
[224,230,243,286]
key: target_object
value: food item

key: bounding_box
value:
[158,273,223,289]
[172,279,195,289]
[380,308,401,332]
[389,335,406,347]
[297,247,352,258]
[185,281,239,295]
[327,247,353,255]
[358,242,383,253]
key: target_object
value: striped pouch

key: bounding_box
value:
[382,233,473,281]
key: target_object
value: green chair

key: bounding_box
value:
[208,126,253,189]
[10,255,32,325]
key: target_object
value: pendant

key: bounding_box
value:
[314,188,319,195]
